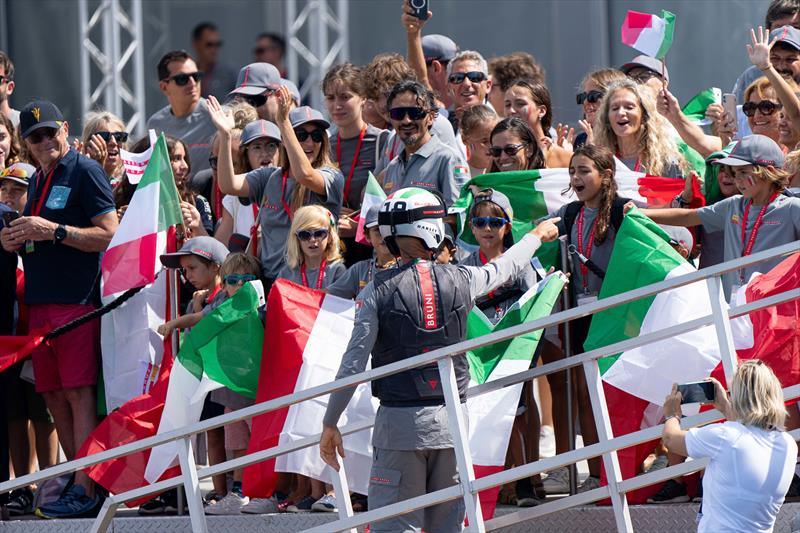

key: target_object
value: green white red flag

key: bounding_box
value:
[621,10,676,59]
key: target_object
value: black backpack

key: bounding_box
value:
[561,196,630,281]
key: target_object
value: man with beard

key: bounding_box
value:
[381,81,469,206]
[0,52,19,126]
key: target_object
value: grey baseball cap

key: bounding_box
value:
[620,55,669,83]
[714,134,785,168]
[364,205,381,229]
[422,34,458,63]
[241,119,281,145]
[289,106,330,130]
[771,25,800,52]
[229,63,282,96]
[281,78,301,105]
[160,236,229,268]
[470,188,514,221]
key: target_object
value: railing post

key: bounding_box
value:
[706,277,739,385]
[177,436,208,533]
[583,359,633,533]
[89,498,119,533]
[438,356,486,533]
[328,460,357,533]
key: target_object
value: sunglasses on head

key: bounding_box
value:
[388,106,428,121]
[27,127,60,145]
[294,128,325,143]
[96,131,129,143]
[448,71,487,84]
[471,216,508,229]
[576,90,604,105]
[489,143,527,158]
[223,273,257,285]
[742,100,783,117]
[296,228,329,241]
[164,72,203,86]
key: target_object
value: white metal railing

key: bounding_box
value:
[0,241,798,533]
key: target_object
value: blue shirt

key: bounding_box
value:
[21,148,116,305]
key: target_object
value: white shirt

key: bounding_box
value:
[686,421,797,533]
[221,194,257,236]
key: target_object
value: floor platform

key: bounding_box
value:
[3,502,800,533]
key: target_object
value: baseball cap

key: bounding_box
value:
[229,63,282,97]
[771,25,800,52]
[470,188,514,221]
[364,205,380,229]
[620,55,669,83]
[160,236,229,269]
[19,100,65,139]
[0,162,37,186]
[241,119,282,145]
[660,225,694,252]
[281,78,301,105]
[289,106,330,130]
[713,134,785,168]
[422,34,458,63]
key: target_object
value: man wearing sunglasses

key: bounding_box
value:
[0,51,19,127]
[383,81,470,207]
[228,62,284,122]
[0,100,117,519]
[191,22,236,101]
[444,50,493,162]
[147,50,216,178]
[620,55,669,100]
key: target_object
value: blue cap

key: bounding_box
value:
[289,106,330,130]
[241,119,281,145]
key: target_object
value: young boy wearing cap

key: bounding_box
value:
[630,134,800,300]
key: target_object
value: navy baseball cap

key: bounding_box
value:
[241,119,281,145]
[714,134,785,168]
[229,63,282,97]
[620,55,669,83]
[422,34,458,63]
[19,100,65,139]
[289,106,330,130]
[771,25,800,52]
[160,236,229,268]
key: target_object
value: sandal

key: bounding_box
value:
[351,493,368,512]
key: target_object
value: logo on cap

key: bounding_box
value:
[32,108,40,122]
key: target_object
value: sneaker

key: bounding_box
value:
[647,480,690,504]
[577,475,602,493]
[286,495,316,513]
[311,494,337,513]
[137,495,166,516]
[161,489,186,513]
[516,496,542,507]
[241,497,279,514]
[644,455,669,474]
[542,467,570,494]
[203,491,224,506]
[35,485,101,519]
[204,492,249,515]
[6,487,34,516]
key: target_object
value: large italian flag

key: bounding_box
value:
[145,281,265,483]
[621,10,676,59]
[466,272,565,519]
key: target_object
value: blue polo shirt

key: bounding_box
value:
[21,148,115,305]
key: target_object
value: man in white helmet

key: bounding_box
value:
[320,187,559,532]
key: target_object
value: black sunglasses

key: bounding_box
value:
[96,131,129,143]
[296,228,329,241]
[448,71,487,84]
[294,129,325,143]
[471,216,508,229]
[208,156,218,170]
[388,106,428,121]
[27,127,60,145]
[204,41,223,49]
[163,72,203,86]
[576,90,604,105]
[243,94,268,108]
[630,70,659,84]
[742,100,783,117]
[489,143,527,158]
[223,274,256,285]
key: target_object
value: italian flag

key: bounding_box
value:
[467,273,565,518]
[451,168,704,268]
[0,328,47,374]
[354,171,386,245]
[145,282,265,483]
[621,10,676,59]
[243,280,377,497]
[682,88,722,126]
[101,134,182,297]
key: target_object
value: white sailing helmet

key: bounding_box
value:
[378,187,446,255]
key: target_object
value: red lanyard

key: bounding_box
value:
[250,203,259,257]
[207,284,222,304]
[280,170,293,220]
[576,206,598,291]
[389,135,400,160]
[741,192,779,258]
[301,259,327,289]
[31,164,59,217]
[336,125,367,205]
[479,250,503,314]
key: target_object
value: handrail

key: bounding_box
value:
[0,241,796,533]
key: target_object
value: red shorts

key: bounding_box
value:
[29,303,100,393]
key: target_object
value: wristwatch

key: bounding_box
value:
[54,224,67,243]
[671,194,689,208]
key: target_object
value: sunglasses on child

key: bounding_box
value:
[294,129,325,143]
[471,216,508,229]
[489,143,527,158]
[96,131,129,143]
[223,274,257,285]
[448,71,487,84]
[742,100,783,117]
[388,106,428,121]
[163,72,204,86]
[296,228,329,241]
[576,90,604,105]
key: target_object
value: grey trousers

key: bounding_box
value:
[368,446,465,533]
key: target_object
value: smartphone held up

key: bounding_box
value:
[677,381,716,405]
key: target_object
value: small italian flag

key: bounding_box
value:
[355,171,386,245]
[621,10,676,59]
[682,88,722,126]
[101,134,182,297]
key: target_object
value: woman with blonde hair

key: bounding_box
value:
[594,78,687,177]
[559,68,628,149]
[79,110,129,182]
[661,360,797,532]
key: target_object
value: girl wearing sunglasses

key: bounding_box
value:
[487,117,545,174]
[78,110,129,183]
[208,91,344,290]
[563,68,627,150]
